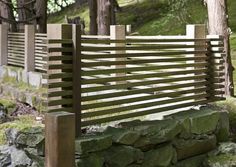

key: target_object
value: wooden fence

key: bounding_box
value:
[43,24,225,135]
[0,24,47,72]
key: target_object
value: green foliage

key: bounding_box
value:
[228,0,236,32]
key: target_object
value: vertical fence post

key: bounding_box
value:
[45,112,75,167]
[186,24,206,61]
[110,25,126,84]
[0,24,8,66]
[24,25,35,72]
[72,24,82,137]
[186,25,206,98]
[126,25,132,35]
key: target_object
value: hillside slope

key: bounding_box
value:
[48,0,235,35]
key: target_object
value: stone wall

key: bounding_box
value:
[0,66,45,110]
[75,108,229,167]
[0,108,230,167]
[0,66,45,88]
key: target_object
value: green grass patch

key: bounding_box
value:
[0,99,15,108]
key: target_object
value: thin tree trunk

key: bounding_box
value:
[89,0,97,35]
[17,0,34,22]
[110,0,116,25]
[206,0,234,96]
[97,0,111,35]
[35,0,47,33]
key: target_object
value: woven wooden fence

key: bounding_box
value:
[43,24,225,135]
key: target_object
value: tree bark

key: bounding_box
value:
[110,0,116,25]
[17,0,34,22]
[97,0,111,35]
[89,0,97,35]
[206,0,234,96]
[0,0,17,31]
[35,0,47,33]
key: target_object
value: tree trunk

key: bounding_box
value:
[110,0,116,25]
[206,0,234,96]
[89,0,97,35]
[35,0,47,33]
[0,0,17,31]
[17,0,34,22]
[97,0,111,35]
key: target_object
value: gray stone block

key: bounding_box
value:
[104,145,144,167]
[8,68,17,80]
[76,153,104,167]
[142,144,176,167]
[28,72,42,88]
[22,70,29,84]
[216,111,230,142]
[0,66,7,79]
[174,135,217,160]
[104,126,140,145]
[75,134,112,154]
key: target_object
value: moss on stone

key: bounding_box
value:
[206,154,236,166]
[0,116,43,145]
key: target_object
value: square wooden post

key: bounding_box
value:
[110,25,126,85]
[45,112,75,167]
[186,25,206,98]
[72,24,82,137]
[0,24,8,66]
[186,24,206,61]
[25,25,35,72]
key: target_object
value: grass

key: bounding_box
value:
[0,116,43,145]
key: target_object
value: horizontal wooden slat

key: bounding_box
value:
[44,39,73,44]
[82,35,110,39]
[46,90,73,98]
[46,99,73,106]
[8,61,24,67]
[43,55,73,61]
[82,57,208,67]
[44,81,73,89]
[44,64,72,70]
[46,47,73,53]
[43,73,73,80]
[47,107,73,113]
[8,32,24,35]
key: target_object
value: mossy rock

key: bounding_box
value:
[205,154,236,167]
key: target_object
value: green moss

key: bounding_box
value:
[0,98,15,108]
[213,98,236,140]
[207,154,236,166]
[0,116,43,145]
